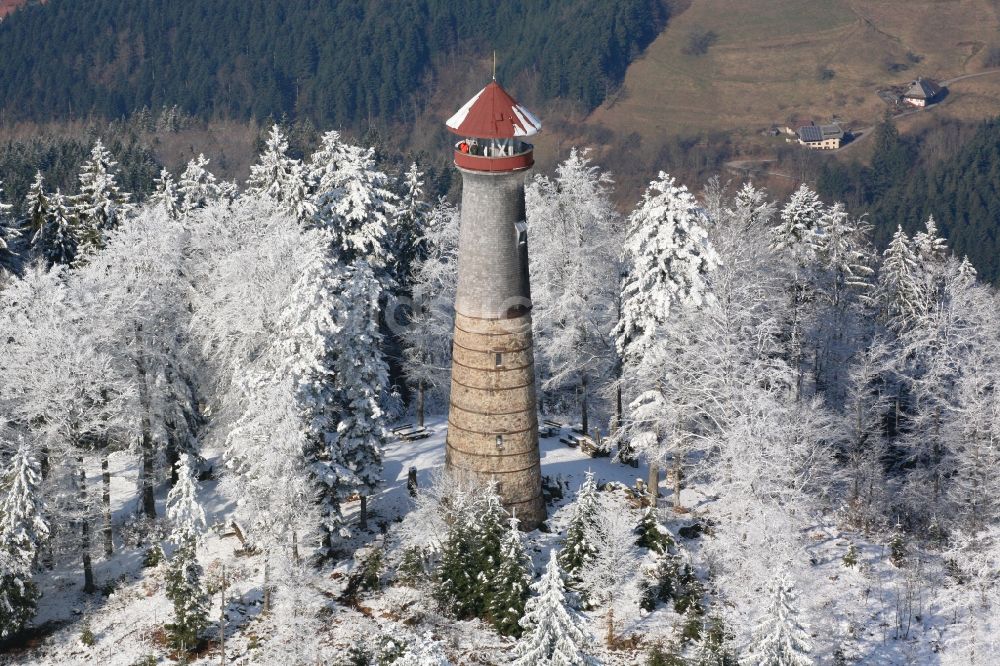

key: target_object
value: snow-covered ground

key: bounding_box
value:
[4,415,994,665]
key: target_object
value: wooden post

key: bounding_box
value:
[580,374,588,436]
[417,379,425,428]
[407,467,418,498]
[359,496,368,531]
[647,463,660,508]
[219,565,226,666]
[102,456,113,557]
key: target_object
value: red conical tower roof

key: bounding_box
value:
[446,81,541,139]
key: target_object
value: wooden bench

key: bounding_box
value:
[391,423,415,434]
[543,419,562,430]
[560,434,580,448]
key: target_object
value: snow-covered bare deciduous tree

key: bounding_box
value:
[71,139,133,259]
[740,574,813,666]
[0,439,49,639]
[259,559,330,665]
[178,154,224,214]
[527,148,622,431]
[512,549,600,666]
[71,206,199,518]
[394,632,454,666]
[402,200,459,424]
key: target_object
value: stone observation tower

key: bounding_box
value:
[443,79,546,529]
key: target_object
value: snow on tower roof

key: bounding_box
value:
[446,81,541,138]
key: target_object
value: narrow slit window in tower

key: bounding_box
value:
[515,221,528,246]
[496,435,504,450]
[495,352,503,367]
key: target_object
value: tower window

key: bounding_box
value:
[495,352,503,367]
[515,221,528,246]
[496,435,504,450]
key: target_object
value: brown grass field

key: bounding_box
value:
[584,0,1000,152]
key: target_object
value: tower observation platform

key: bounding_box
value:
[443,80,547,529]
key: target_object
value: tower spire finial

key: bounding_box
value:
[493,51,496,80]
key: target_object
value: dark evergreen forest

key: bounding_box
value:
[0,0,667,127]
[818,116,1000,285]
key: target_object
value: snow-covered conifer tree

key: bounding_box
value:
[150,168,181,219]
[0,179,20,280]
[512,549,599,666]
[488,512,532,637]
[246,124,315,221]
[72,139,132,258]
[770,184,824,263]
[178,154,223,213]
[740,575,812,666]
[878,226,925,330]
[727,182,777,231]
[313,142,398,280]
[22,172,49,248]
[165,537,209,652]
[327,260,389,537]
[560,470,600,577]
[614,172,719,361]
[393,162,431,288]
[166,454,206,547]
[35,190,77,266]
[0,439,49,640]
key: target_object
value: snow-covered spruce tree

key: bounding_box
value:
[165,455,209,652]
[72,139,133,259]
[22,172,49,252]
[0,439,49,640]
[391,162,431,289]
[178,154,224,214]
[394,632,453,666]
[614,172,719,361]
[149,168,181,219]
[726,181,778,231]
[434,501,482,619]
[327,260,389,539]
[527,148,622,430]
[166,454,206,547]
[472,485,508,616]
[312,141,398,283]
[877,225,925,331]
[613,174,719,509]
[0,179,20,280]
[402,200,460,424]
[512,549,600,666]
[559,470,600,578]
[487,512,532,637]
[247,124,316,222]
[37,190,77,267]
[740,575,812,666]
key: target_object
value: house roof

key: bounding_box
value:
[904,78,942,99]
[445,81,542,139]
[797,123,844,142]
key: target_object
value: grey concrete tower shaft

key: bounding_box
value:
[445,167,546,529]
